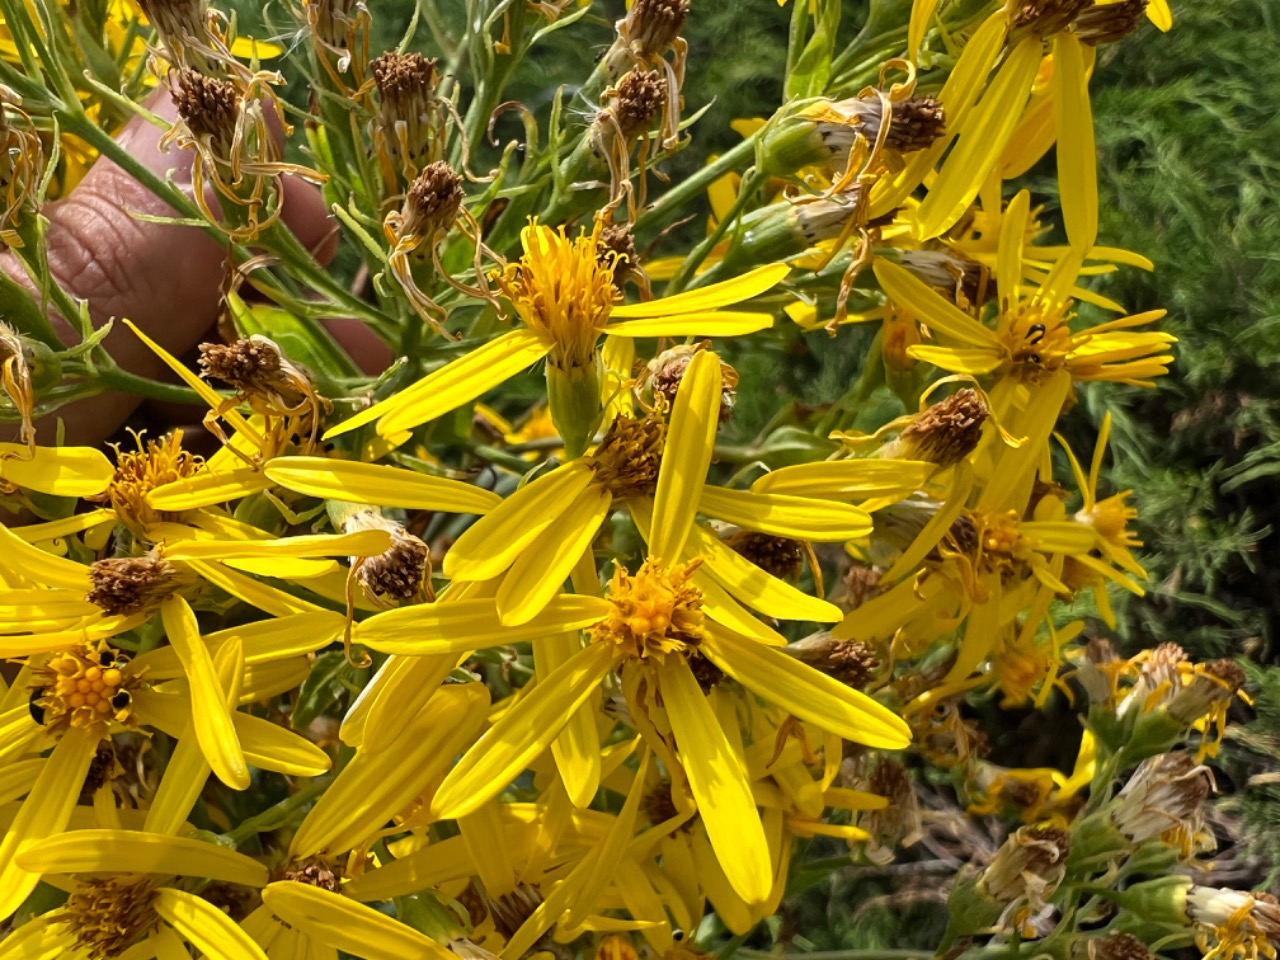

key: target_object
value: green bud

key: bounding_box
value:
[1124,709,1185,763]
[547,350,604,459]
[944,872,1003,938]
[1066,811,1127,870]
[22,339,61,393]
[757,103,832,178]
[1107,877,1192,926]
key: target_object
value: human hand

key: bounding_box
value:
[0,91,392,447]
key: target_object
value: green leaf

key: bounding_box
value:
[292,650,365,730]
[225,291,362,381]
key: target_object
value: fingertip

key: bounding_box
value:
[281,175,339,266]
[324,318,396,376]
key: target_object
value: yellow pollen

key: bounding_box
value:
[56,876,159,960]
[591,558,706,661]
[589,414,666,498]
[1002,302,1073,380]
[1079,492,1141,548]
[30,641,140,737]
[493,219,621,372]
[96,430,204,531]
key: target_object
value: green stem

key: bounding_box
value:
[95,366,207,406]
[664,170,766,295]
[223,778,330,847]
[635,134,759,236]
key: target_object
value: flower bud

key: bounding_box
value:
[547,349,606,459]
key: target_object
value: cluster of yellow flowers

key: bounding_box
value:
[0,0,1266,959]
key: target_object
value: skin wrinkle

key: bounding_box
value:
[0,91,352,446]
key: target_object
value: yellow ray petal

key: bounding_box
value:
[1147,0,1172,30]
[232,712,332,777]
[344,827,534,901]
[348,654,459,754]
[124,320,262,445]
[605,310,774,338]
[497,484,612,625]
[262,882,454,960]
[690,525,842,622]
[430,643,621,820]
[0,445,113,497]
[940,574,1002,684]
[134,686,331,779]
[913,36,1042,241]
[564,748,651,927]
[997,189,1032,308]
[0,520,91,591]
[533,631,601,809]
[289,685,489,858]
[180,559,323,616]
[702,627,911,749]
[657,657,771,907]
[975,370,1071,513]
[134,612,345,679]
[153,888,268,960]
[1054,31,1097,253]
[160,595,248,790]
[909,0,941,61]
[17,830,268,886]
[0,760,42,807]
[907,345,1006,375]
[697,485,872,540]
[143,731,209,836]
[325,330,549,440]
[650,351,720,564]
[0,915,68,960]
[610,263,789,318]
[443,460,594,582]
[10,509,116,544]
[875,260,1000,349]
[263,457,501,514]
[752,458,937,499]
[144,639,239,838]
[884,460,974,582]
[164,529,391,561]
[146,467,273,512]
[0,727,99,919]
[353,594,609,655]
[693,567,789,646]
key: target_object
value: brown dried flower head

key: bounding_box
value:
[788,634,879,689]
[372,51,444,179]
[645,345,738,422]
[611,69,667,140]
[56,876,160,959]
[589,414,666,498]
[400,161,464,247]
[730,532,805,582]
[86,554,182,616]
[878,388,989,466]
[1074,0,1148,43]
[172,68,239,155]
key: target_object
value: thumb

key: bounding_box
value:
[1,90,338,445]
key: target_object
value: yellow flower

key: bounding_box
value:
[8,828,269,959]
[440,349,870,627]
[0,633,331,917]
[325,219,789,454]
[348,366,908,910]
